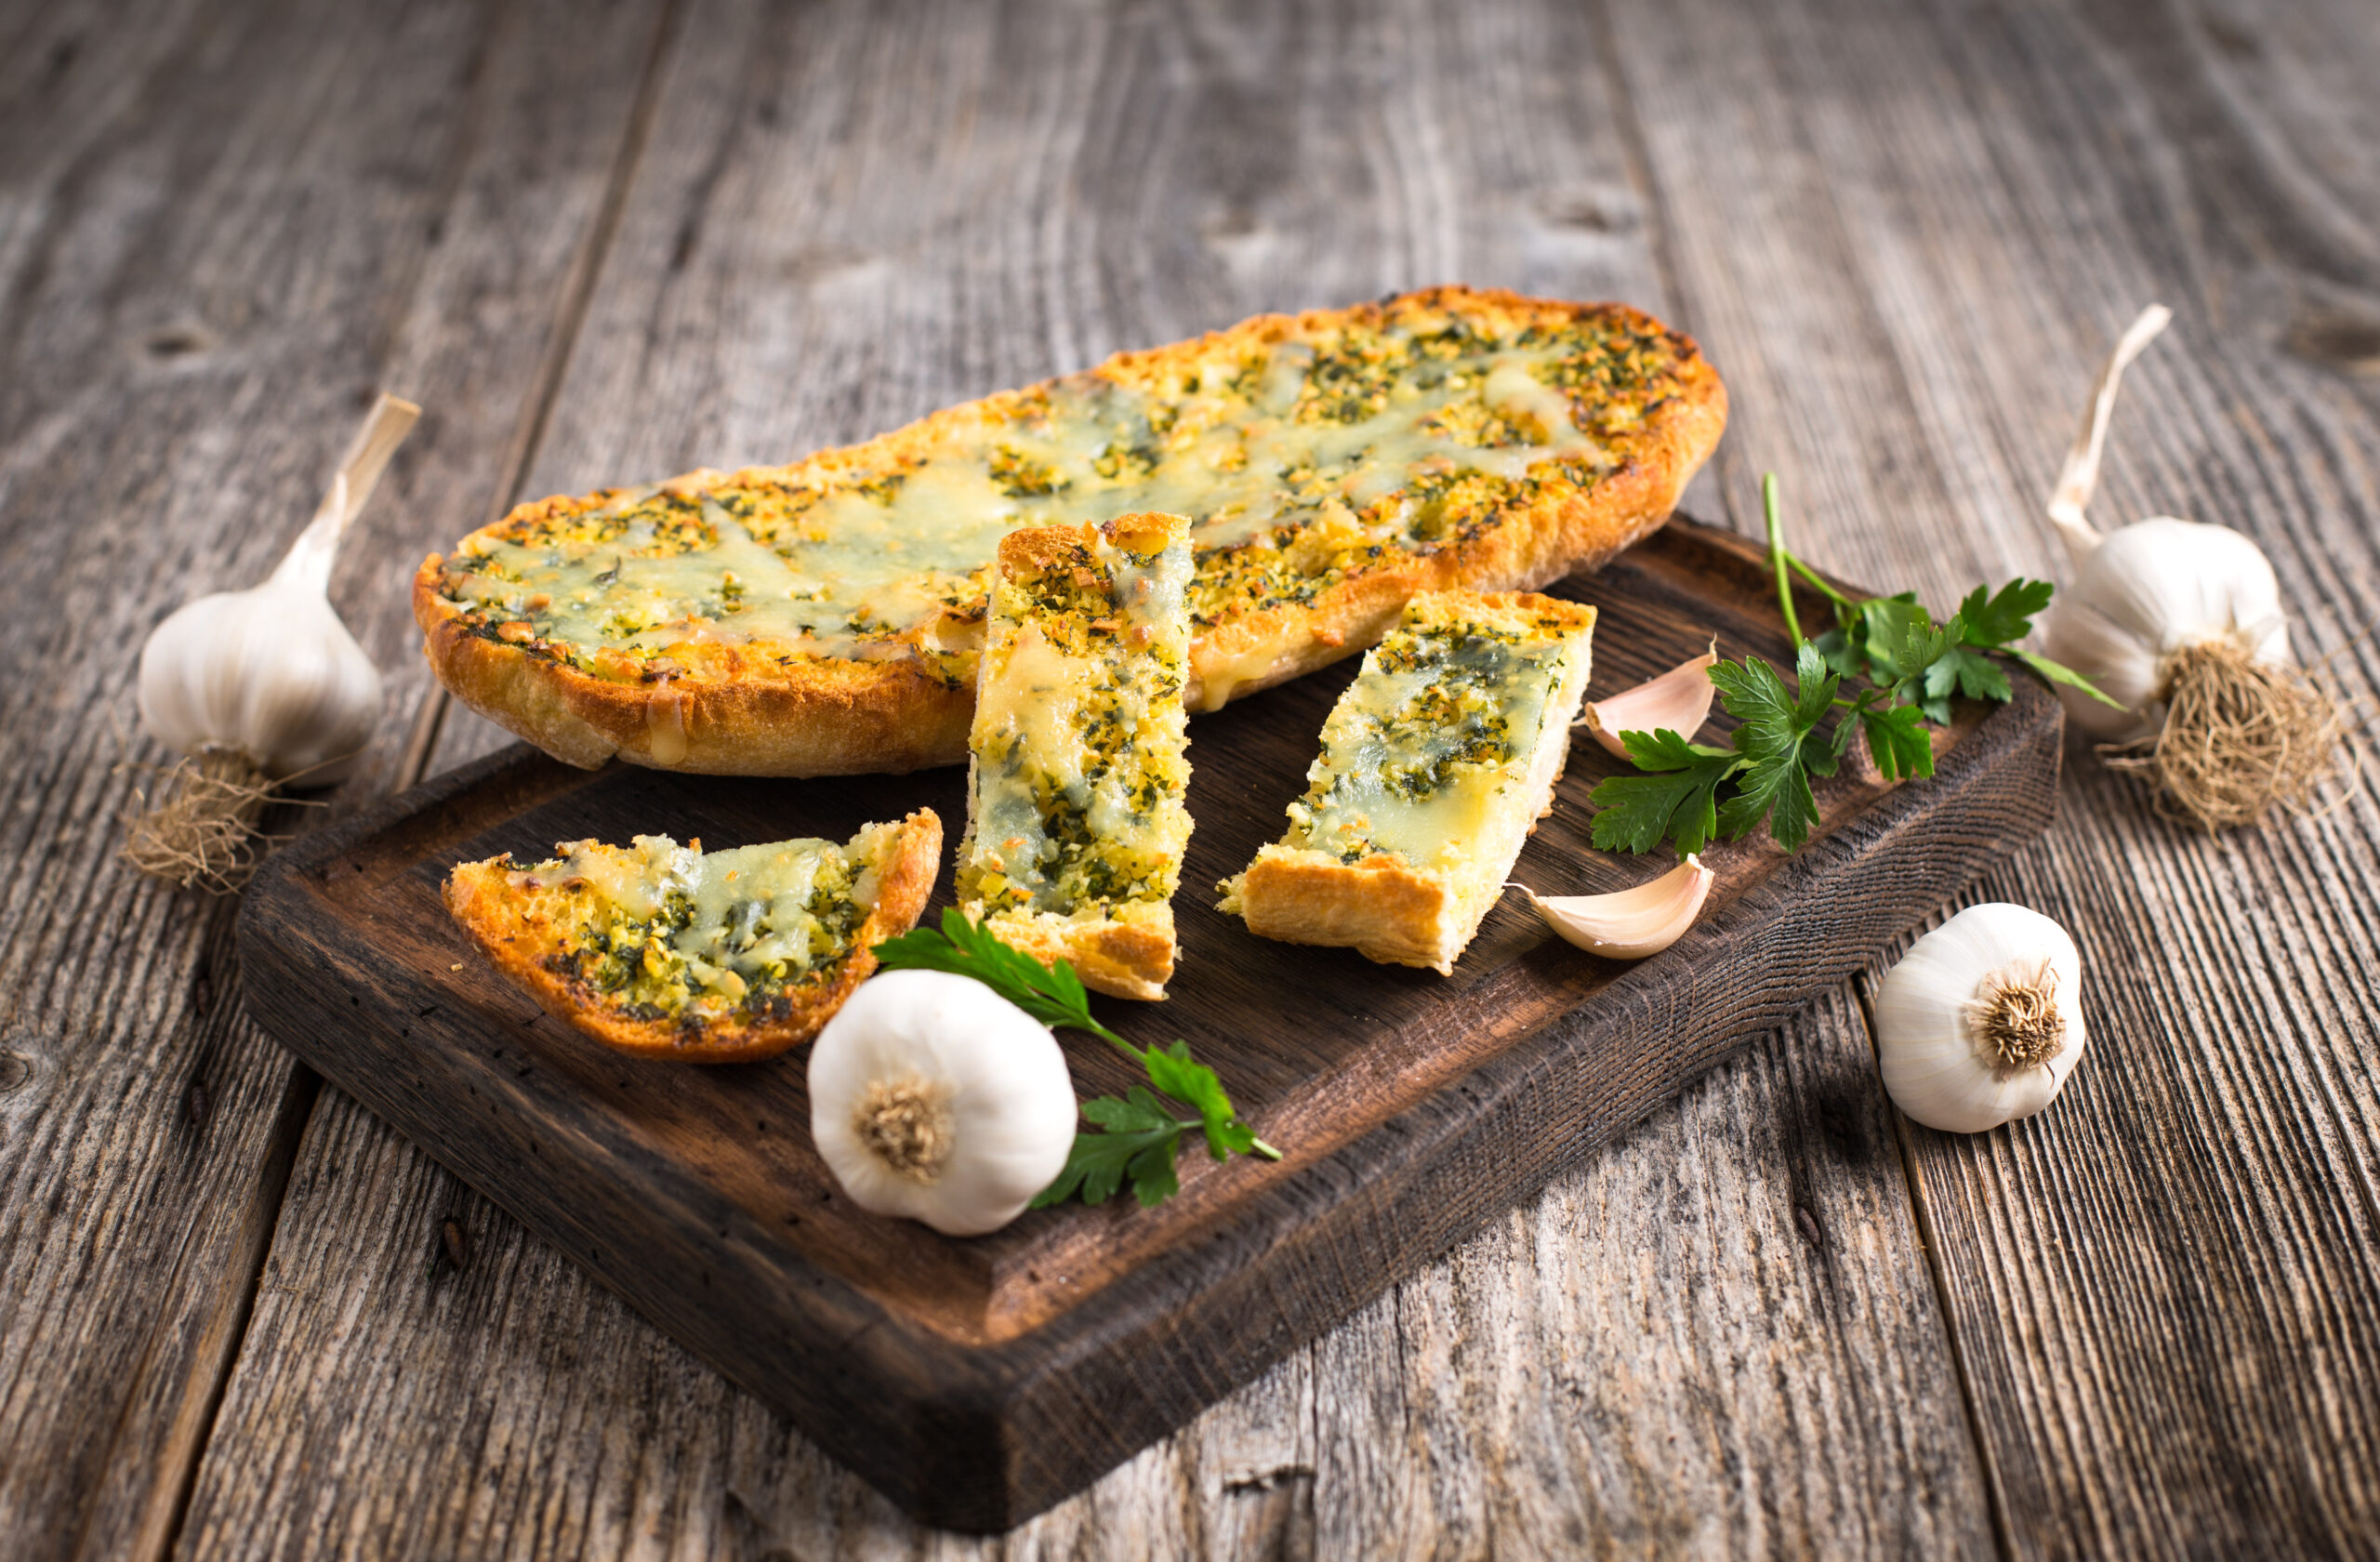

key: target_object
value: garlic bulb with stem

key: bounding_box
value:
[1509,854,1713,959]
[2037,306,2343,829]
[124,393,417,889]
[809,968,1078,1237]
[1874,903,2086,1133]
[1576,644,1718,760]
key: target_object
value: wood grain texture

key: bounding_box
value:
[31,0,2369,1551]
[1602,0,2380,1552]
[0,0,671,1556]
[178,0,2003,1550]
[231,520,2058,1529]
[174,992,1994,1562]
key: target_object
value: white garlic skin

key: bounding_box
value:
[137,581,383,782]
[809,969,1077,1238]
[2040,518,2290,743]
[1875,904,2087,1134]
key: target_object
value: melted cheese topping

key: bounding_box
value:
[959,521,1193,918]
[1278,605,1588,878]
[507,828,885,1016]
[429,299,1696,686]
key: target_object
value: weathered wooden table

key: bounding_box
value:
[6,0,2376,1555]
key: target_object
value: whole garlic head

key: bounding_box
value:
[2040,516,2291,743]
[809,969,1078,1237]
[1874,904,2086,1133]
[138,577,384,781]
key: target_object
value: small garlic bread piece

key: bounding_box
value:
[1220,590,1594,973]
[958,512,1194,1000]
[443,811,940,1063]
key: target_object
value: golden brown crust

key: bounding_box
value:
[441,811,942,1064]
[959,511,1190,1002]
[1225,588,1598,975]
[1234,848,1455,973]
[981,907,1177,1004]
[416,285,1724,775]
[414,558,975,774]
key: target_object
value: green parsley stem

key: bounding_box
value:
[1763,473,1805,646]
[1785,550,1853,612]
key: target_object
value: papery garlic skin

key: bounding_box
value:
[1875,904,2085,1134]
[1516,854,1712,959]
[1580,648,1718,760]
[809,969,1077,1237]
[138,581,383,781]
[2040,517,2291,743]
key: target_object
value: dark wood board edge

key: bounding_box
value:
[237,594,2063,1534]
[968,670,2063,1528]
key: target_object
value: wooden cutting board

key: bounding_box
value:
[237,516,2061,1531]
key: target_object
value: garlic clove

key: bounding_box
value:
[809,968,1077,1237]
[1513,854,1714,960]
[1874,903,2086,1134]
[1577,647,1718,759]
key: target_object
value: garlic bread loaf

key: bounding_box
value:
[443,812,940,1062]
[415,285,1721,775]
[958,513,1193,1001]
[1220,590,1594,973]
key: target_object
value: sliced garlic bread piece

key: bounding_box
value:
[443,811,939,1063]
[414,285,1722,775]
[1220,590,1593,973]
[958,512,1194,1001]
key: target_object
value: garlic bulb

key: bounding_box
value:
[1577,646,1718,759]
[2040,517,2289,743]
[123,394,419,891]
[809,969,1078,1237]
[2036,307,2339,828]
[138,514,387,782]
[137,393,417,782]
[1874,904,2086,1133]
[1511,854,1712,959]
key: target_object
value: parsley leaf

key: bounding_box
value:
[1032,1088,1184,1208]
[1587,474,2121,858]
[1145,1039,1262,1160]
[1711,646,1837,852]
[880,912,1280,1210]
[1588,729,1739,854]
[1954,578,2055,648]
[1858,699,1937,780]
[875,907,1123,1045]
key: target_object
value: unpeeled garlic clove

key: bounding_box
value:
[1578,647,1718,759]
[1512,855,1713,959]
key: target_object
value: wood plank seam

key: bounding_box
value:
[1593,5,2018,1545]
[131,6,697,1558]
[1862,963,2022,1562]
[394,0,694,792]
[1583,0,1712,528]
[133,1066,322,1562]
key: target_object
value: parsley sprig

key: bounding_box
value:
[871,910,1281,1208]
[1590,474,2117,857]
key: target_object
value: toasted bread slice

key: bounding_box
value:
[414,286,1721,775]
[957,513,1193,1001]
[1220,590,1593,973]
[443,811,940,1062]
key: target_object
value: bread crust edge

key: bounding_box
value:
[415,287,1725,776]
[441,810,943,1063]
